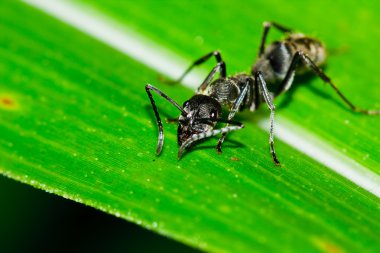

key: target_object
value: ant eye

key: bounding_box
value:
[210,110,218,119]
[183,101,189,107]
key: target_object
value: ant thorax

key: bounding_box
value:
[201,78,240,108]
[201,74,253,110]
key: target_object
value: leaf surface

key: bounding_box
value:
[0,2,379,253]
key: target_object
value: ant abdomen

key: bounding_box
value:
[286,34,327,71]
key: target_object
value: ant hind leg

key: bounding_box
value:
[300,52,380,115]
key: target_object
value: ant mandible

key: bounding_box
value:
[145,21,379,166]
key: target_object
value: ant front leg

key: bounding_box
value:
[145,84,186,155]
[197,61,227,93]
[258,21,293,56]
[178,122,244,159]
[169,51,226,84]
[216,79,251,153]
[279,51,380,115]
[255,72,281,166]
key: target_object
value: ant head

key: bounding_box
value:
[177,95,222,146]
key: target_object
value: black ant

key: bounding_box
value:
[145,21,379,166]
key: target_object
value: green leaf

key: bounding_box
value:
[1,1,379,253]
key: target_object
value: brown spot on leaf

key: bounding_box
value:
[311,237,343,253]
[0,94,19,110]
[2,98,13,105]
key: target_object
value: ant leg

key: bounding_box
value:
[255,72,281,166]
[216,79,251,153]
[274,51,303,96]
[197,62,226,93]
[258,21,293,56]
[169,51,226,84]
[178,123,244,159]
[284,51,380,115]
[145,84,186,155]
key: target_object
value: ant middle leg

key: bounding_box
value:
[255,71,281,166]
[278,51,380,115]
[169,51,226,84]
